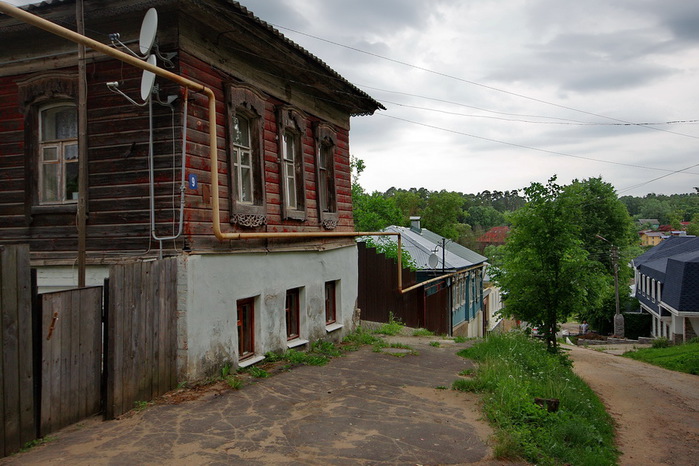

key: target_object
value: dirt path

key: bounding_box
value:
[568,345,699,466]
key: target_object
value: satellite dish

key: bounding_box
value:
[139,8,158,56]
[428,253,439,269]
[140,54,157,101]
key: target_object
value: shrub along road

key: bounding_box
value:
[568,344,699,466]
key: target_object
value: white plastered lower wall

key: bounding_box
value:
[35,265,110,293]
[177,244,359,380]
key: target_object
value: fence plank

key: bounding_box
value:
[16,250,34,448]
[106,259,178,419]
[2,245,21,455]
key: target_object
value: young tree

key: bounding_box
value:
[351,157,403,231]
[496,177,605,351]
[563,177,637,332]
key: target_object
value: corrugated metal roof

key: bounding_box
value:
[380,225,486,271]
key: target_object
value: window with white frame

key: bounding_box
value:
[314,123,338,228]
[226,83,266,226]
[277,106,306,220]
[282,131,299,209]
[39,103,78,204]
[232,115,254,204]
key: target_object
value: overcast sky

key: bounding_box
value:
[8,0,699,197]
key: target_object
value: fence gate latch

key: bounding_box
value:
[46,312,59,340]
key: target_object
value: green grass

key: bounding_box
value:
[412,328,434,336]
[453,336,467,343]
[374,313,405,336]
[429,341,441,347]
[343,326,382,350]
[622,342,699,375]
[454,333,617,466]
[245,366,269,378]
[19,436,57,453]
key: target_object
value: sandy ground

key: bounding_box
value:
[567,344,699,466]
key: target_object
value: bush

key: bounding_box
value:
[652,337,670,348]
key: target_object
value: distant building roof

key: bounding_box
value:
[379,225,487,271]
[633,237,699,312]
[638,218,660,225]
[477,226,509,244]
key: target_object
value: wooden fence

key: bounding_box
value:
[105,258,178,419]
[0,244,35,457]
[357,242,451,335]
[39,287,102,436]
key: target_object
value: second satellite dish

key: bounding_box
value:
[139,8,158,56]
[140,54,157,101]
[428,253,439,269]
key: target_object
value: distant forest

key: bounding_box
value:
[353,184,699,250]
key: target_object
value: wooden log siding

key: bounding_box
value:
[0,61,186,256]
[1,49,356,258]
[0,244,36,457]
[178,52,356,251]
[106,258,177,420]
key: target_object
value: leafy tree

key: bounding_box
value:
[466,205,505,230]
[563,178,641,331]
[351,157,403,231]
[422,190,466,240]
[687,214,699,236]
[495,177,605,351]
[392,190,423,224]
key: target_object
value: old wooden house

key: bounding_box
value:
[0,0,382,379]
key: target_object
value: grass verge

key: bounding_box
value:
[454,333,617,465]
[622,341,699,375]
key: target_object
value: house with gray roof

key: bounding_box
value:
[378,217,488,337]
[632,236,699,343]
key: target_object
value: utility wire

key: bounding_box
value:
[378,113,699,175]
[274,23,699,140]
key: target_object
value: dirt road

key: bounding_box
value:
[568,345,699,466]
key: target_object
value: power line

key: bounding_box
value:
[377,113,699,175]
[274,23,699,140]
[381,99,699,127]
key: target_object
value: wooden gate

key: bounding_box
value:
[0,244,35,457]
[39,287,102,436]
[105,258,178,419]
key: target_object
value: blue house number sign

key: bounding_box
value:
[188,173,198,190]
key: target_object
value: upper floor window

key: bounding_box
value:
[39,103,78,204]
[277,106,306,221]
[226,84,266,227]
[315,123,338,229]
[232,115,254,204]
[282,131,299,209]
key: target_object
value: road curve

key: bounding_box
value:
[568,345,699,466]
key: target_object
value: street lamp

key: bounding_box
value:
[595,234,624,337]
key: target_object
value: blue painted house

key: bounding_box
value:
[632,236,699,343]
[382,217,487,337]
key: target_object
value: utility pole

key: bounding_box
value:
[611,245,624,337]
[596,235,624,337]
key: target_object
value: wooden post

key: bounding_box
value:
[76,0,88,287]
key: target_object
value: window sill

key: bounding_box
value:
[325,323,343,333]
[238,354,265,368]
[31,204,78,215]
[287,338,309,349]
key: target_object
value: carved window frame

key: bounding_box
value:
[314,123,339,229]
[17,72,79,215]
[277,106,307,221]
[225,83,267,228]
